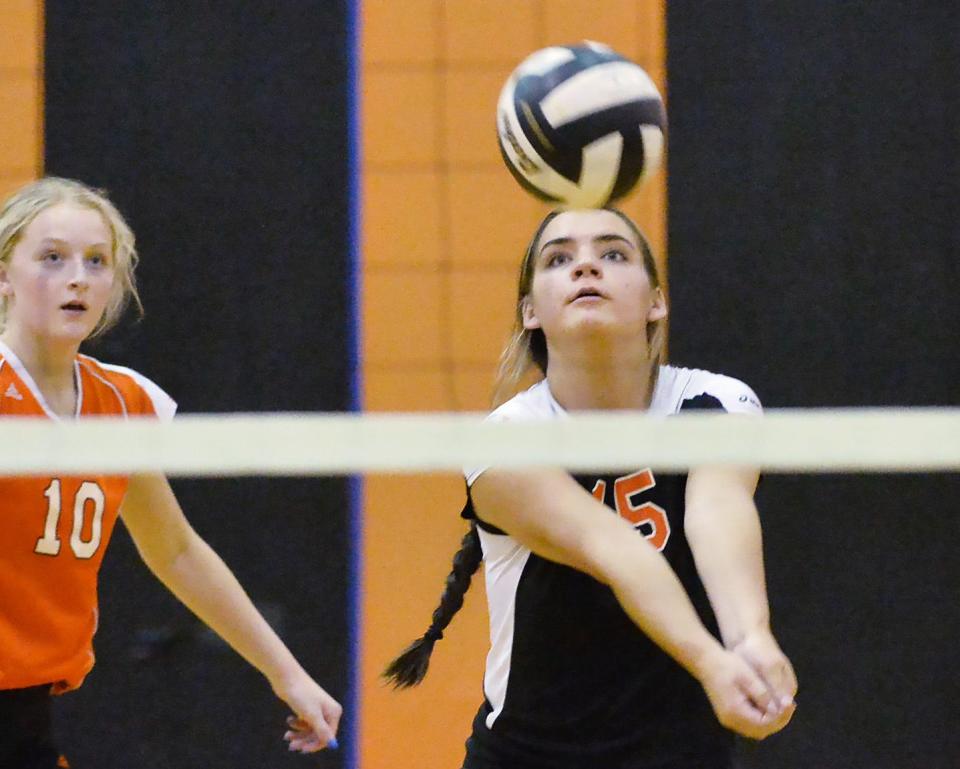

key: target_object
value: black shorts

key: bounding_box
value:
[0,685,67,769]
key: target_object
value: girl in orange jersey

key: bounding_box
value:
[0,177,340,767]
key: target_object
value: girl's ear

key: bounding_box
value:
[521,296,540,330]
[647,287,667,322]
[0,263,12,297]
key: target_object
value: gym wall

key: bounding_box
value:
[358,3,667,768]
[0,0,42,199]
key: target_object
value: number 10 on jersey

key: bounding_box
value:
[35,479,106,559]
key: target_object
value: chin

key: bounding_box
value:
[564,314,619,334]
[50,324,96,345]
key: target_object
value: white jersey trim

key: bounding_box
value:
[93,361,177,421]
[478,527,531,730]
[465,365,762,486]
[0,340,81,420]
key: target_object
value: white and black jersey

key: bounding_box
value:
[461,365,762,769]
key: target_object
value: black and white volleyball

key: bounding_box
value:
[497,42,666,207]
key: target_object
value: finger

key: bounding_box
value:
[286,714,309,730]
[286,714,339,751]
[739,671,778,717]
[298,710,336,744]
[779,701,797,725]
[763,657,798,709]
[726,698,773,741]
[288,736,324,754]
[297,734,338,753]
[325,702,343,735]
[758,660,793,706]
[763,700,796,736]
[283,728,319,741]
[285,727,328,752]
[783,659,799,701]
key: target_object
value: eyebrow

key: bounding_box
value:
[38,237,111,250]
[538,233,635,254]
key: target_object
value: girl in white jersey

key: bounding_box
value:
[386,208,797,769]
[0,178,340,767]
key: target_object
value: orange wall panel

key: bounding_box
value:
[363,368,449,412]
[364,171,445,269]
[446,170,542,269]
[363,71,440,167]
[362,270,445,365]
[0,0,43,187]
[543,0,644,54]
[442,1,540,65]
[362,0,440,66]
[452,366,499,411]
[0,76,42,166]
[442,70,509,166]
[447,267,519,367]
[0,172,39,202]
[0,0,42,71]
[361,473,487,769]
[360,2,667,767]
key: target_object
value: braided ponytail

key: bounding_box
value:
[383,523,483,688]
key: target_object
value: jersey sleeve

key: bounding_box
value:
[135,373,177,421]
[463,398,542,487]
[98,363,177,421]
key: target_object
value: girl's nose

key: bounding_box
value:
[572,252,602,277]
[67,260,90,289]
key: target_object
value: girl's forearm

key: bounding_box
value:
[143,531,304,688]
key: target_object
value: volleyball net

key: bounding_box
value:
[3,407,959,476]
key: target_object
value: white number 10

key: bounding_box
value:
[34,479,106,560]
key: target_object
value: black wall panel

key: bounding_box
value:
[43,3,353,768]
[667,3,959,767]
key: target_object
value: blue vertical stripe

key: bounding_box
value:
[345,0,363,766]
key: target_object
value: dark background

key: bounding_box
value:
[44,3,355,768]
[667,3,959,768]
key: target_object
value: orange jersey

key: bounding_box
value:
[0,341,176,692]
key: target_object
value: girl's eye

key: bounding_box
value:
[43,251,62,262]
[603,249,626,261]
[546,252,570,268]
[88,254,106,266]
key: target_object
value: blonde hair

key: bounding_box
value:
[0,177,142,337]
[493,208,667,406]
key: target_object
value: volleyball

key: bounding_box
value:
[497,42,666,208]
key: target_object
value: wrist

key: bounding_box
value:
[727,621,773,651]
[677,634,728,681]
[265,657,308,694]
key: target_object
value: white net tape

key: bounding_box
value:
[3,407,959,476]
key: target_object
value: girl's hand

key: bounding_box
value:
[274,673,342,753]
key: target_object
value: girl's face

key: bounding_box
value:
[523,209,666,346]
[0,203,116,346]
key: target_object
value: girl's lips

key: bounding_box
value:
[568,287,607,303]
